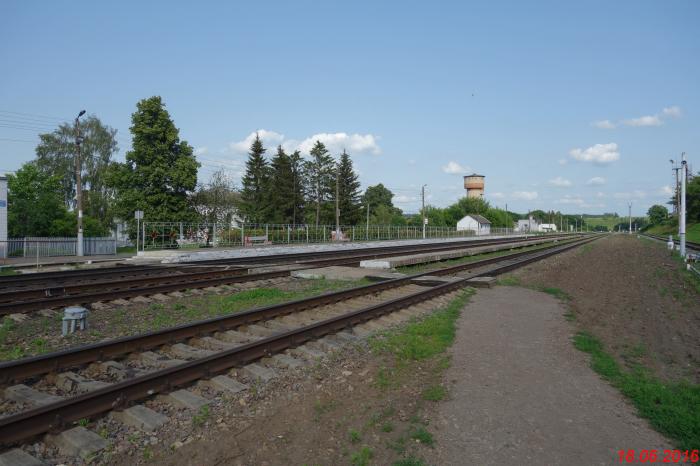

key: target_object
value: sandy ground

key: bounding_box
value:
[425,286,671,466]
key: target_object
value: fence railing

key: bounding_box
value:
[0,237,117,259]
[138,222,536,250]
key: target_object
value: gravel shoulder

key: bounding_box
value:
[426,286,672,466]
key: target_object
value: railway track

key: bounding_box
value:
[0,234,572,290]
[0,235,577,315]
[0,235,597,451]
[641,233,700,252]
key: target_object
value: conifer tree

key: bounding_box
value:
[289,150,306,225]
[240,134,270,223]
[337,150,362,224]
[268,145,295,223]
[305,141,335,226]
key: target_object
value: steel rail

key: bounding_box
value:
[0,234,571,287]
[0,236,577,315]
[0,236,594,385]
[0,235,597,446]
[641,233,700,251]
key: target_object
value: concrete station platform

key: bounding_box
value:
[359,237,555,269]
[135,234,533,264]
[291,266,405,281]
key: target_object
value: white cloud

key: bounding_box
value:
[194,146,208,156]
[229,129,381,156]
[662,106,682,118]
[659,185,674,196]
[592,120,616,129]
[558,196,585,206]
[511,191,538,201]
[548,176,572,188]
[569,143,620,164]
[558,158,568,165]
[230,129,285,153]
[489,192,505,200]
[442,161,471,175]
[623,115,663,127]
[586,176,606,186]
[393,194,418,203]
[596,191,606,198]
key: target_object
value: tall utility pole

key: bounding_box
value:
[74,110,86,256]
[628,202,632,234]
[421,184,427,239]
[505,203,509,233]
[366,204,370,240]
[335,172,340,240]
[680,152,687,257]
[670,159,679,216]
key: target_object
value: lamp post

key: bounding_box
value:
[680,152,687,257]
[75,110,86,256]
[421,184,427,239]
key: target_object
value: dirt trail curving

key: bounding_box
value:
[426,286,671,466]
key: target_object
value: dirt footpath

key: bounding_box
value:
[425,286,671,466]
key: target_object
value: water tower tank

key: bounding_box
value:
[464,174,485,199]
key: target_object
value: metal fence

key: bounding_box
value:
[139,222,530,250]
[0,237,117,259]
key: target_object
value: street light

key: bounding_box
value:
[75,110,86,256]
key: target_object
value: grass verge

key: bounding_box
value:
[574,331,700,450]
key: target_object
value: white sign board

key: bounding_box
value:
[135,210,144,220]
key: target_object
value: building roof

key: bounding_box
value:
[465,173,484,178]
[465,214,491,224]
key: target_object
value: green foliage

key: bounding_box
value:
[191,168,240,224]
[107,96,199,226]
[305,141,335,226]
[240,133,270,223]
[687,175,700,223]
[647,204,669,225]
[35,115,118,227]
[371,289,473,361]
[363,183,404,225]
[289,150,307,224]
[392,457,426,466]
[350,447,373,466]
[337,150,362,224]
[349,429,362,443]
[267,145,295,223]
[422,385,447,401]
[574,332,700,450]
[410,427,434,446]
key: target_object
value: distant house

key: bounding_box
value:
[539,223,557,232]
[457,214,491,236]
[515,216,539,232]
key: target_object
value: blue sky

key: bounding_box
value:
[1,1,697,216]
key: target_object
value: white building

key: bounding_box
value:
[515,216,539,232]
[539,223,557,232]
[457,214,491,236]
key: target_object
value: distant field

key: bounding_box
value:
[645,223,700,243]
[584,216,620,230]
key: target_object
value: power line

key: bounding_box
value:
[0,137,37,143]
[0,109,70,122]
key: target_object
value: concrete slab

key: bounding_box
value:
[191,336,237,350]
[269,353,305,369]
[242,324,275,337]
[53,372,110,394]
[162,390,209,410]
[151,293,170,302]
[466,276,497,288]
[46,426,108,459]
[264,320,293,333]
[138,351,186,368]
[291,266,405,282]
[214,330,253,343]
[5,384,63,407]
[111,298,130,305]
[310,338,341,352]
[242,363,277,382]
[112,405,168,431]
[203,375,248,394]
[410,275,463,286]
[290,345,325,360]
[0,448,45,466]
[169,343,215,360]
[131,296,152,304]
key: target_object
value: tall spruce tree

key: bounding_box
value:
[289,150,306,225]
[337,150,362,224]
[240,134,270,223]
[107,96,199,224]
[268,145,295,223]
[305,141,335,226]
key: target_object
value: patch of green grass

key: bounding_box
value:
[77,418,89,427]
[574,332,700,450]
[313,399,338,421]
[370,289,473,361]
[349,429,362,444]
[117,246,137,254]
[497,275,521,286]
[539,286,570,301]
[0,267,18,276]
[393,457,426,466]
[350,446,373,466]
[381,422,394,432]
[192,405,210,427]
[422,385,447,401]
[563,310,576,321]
[410,427,434,446]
